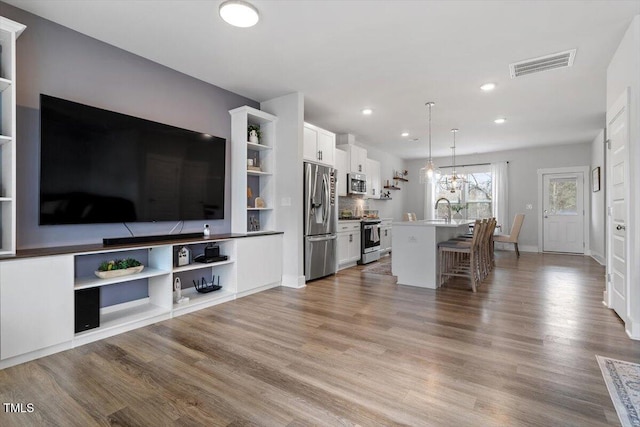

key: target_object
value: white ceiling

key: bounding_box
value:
[5,0,640,158]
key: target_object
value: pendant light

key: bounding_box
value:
[419,102,440,184]
[446,128,465,193]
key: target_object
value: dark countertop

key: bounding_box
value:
[0,231,284,261]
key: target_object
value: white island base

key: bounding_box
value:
[392,220,474,289]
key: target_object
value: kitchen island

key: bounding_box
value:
[392,220,474,289]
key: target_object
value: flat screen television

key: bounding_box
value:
[39,94,226,225]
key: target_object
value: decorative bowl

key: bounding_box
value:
[94,265,144,279]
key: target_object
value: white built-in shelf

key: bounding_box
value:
[247,207,273,211]
[0,78,11,92]
[172,286,235,314]
[247,170,272,177]
[74,267,170,290]
[0,135,12,145]
[0,197,12,202]
[173,259,234,274]
[247,141,272,151]
[74,300,169,338]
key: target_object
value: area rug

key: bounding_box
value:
[597,355,640,427]
[361,259,394,276]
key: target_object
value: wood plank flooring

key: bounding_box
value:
[1,252,637,426]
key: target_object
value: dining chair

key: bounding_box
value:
[493,213,525,257]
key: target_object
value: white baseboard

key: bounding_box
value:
[494,243,538,253]
[281,274,306,289]
[626,319,640,340]
[591,252,606,265]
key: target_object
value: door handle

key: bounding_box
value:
[544,216,548,218]
[308,235,337,242]
[616,225,626,231]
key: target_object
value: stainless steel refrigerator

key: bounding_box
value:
[304,162,337,281]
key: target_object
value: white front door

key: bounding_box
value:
[606,89,629,322]
[542,173,585,253]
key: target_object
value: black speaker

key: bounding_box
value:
[75,287,100,333]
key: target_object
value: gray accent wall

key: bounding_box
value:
[2,2,258,249]
[403,142,592,251]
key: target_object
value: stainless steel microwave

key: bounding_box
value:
[348,173,367,195]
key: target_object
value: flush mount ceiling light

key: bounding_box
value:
[401,132,409,137]
[480,83,496,91]
[219,0,260,28]
[419,102,441,184]
[494,117,507,124]
[362,108,373,115]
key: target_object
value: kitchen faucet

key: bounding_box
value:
[435,198,452,222]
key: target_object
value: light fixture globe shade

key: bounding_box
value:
[420,160,439,184]
[219,0,259,28]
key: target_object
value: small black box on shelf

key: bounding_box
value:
[75,287,100,333]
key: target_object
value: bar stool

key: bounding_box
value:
[438,219,484,292]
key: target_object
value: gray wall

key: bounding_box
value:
[403,142,592,250]
[590,129,606,264]
[2,2,258,249]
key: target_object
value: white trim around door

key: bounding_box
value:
[537,166,591,255]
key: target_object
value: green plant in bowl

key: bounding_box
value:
[98,258,142,272]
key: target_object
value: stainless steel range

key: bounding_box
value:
[358,219,381,264]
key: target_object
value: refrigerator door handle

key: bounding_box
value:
[308,235,337,242]
[322,174,330,226]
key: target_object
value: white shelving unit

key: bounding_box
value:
[72,245,173,344]
[0,17,26,255]
[230,106,278,234]
[0,233,283,369]
[171,239,237,316]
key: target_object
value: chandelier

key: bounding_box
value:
[419,102,441,184]
[440,128,465,193]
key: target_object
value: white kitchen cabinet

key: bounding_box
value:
[0,255,74,360]
[335,148,347,196]
[337,135,367,175]
[380,219,393,254]
[236,234,282,297]
[303,122,335,167]
[337,221,361,269]
[366,159,381,199]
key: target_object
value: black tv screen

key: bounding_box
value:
[39,94,226,225]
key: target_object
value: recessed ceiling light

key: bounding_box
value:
[494,117,506,124]
[401,132,409,137]
[480,83,496,91]
[219,0,259,28]
[362,108,373,115]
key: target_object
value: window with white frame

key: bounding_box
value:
[434,169,492,220]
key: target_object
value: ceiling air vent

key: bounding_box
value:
[509,49,576,78]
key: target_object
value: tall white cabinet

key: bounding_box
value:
[230,106,278,234]
[0,17,25,255]
[303,122,335,167]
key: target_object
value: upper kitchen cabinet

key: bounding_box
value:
[336,134,367,175]
[335,148,347,196]
[366,158,380,199]
[303,122,335,167]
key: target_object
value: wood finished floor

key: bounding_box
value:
[1,252,637,426]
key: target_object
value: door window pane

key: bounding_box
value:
[548,178,577,215]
